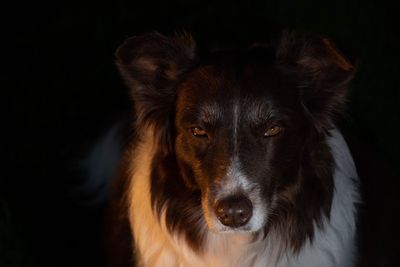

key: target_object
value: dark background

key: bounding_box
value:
[1,0,399,266]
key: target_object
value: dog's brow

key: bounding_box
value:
[244,100,273,123]
[182,102,222,125]
[200,102,222,124]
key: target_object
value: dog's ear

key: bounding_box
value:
[276,32,355,132]
[116,32,197,152]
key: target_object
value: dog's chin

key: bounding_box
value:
[208,225,263,235]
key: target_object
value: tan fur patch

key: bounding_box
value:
[322,38,354,71]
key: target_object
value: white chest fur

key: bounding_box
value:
[128,129,359,267]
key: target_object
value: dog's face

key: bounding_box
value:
[116,32,354,235]
[174,60,310,232]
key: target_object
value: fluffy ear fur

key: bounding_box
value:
[276,32,355,132]
[115,32,197,153]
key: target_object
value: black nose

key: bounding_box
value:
[215,196,253,228]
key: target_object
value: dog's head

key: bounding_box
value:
[116,32,354,238]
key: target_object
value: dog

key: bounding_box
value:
[103,32,360,267]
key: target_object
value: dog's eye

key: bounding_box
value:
[191,127,208,138]
[264,126,283,137]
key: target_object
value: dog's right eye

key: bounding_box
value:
[190,127,208,138]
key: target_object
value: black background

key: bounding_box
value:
[1,1,399,266]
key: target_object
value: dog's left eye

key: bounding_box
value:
[191,127,208,138]
[264,126,283,137]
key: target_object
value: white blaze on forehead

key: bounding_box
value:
[232,101,240,151]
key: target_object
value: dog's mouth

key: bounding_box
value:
[201,189,268,234]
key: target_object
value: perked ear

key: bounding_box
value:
[276,32,355,132]
[115,32,197,152]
